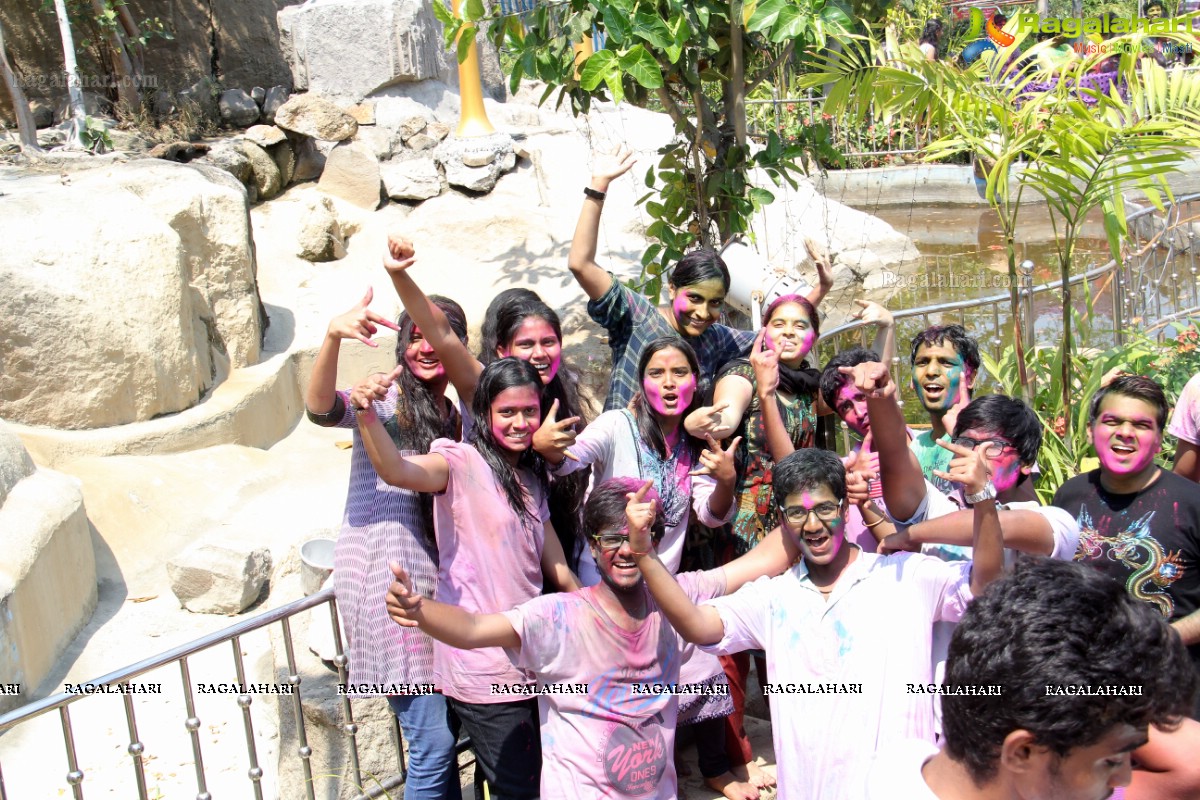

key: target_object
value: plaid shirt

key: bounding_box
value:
[587,274,756,411]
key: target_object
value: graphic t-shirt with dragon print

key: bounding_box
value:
[1054,467,1200,717]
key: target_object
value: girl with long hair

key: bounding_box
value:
[382,237,592,570]
[356,357,579,800]
[304,289,467,800]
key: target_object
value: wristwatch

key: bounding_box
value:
[964,481,997,505]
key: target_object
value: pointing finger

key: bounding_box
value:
[360,286,374,308]
[366,309,402,332]
[724,436,743,454]
[563,448,581,462]
[386,364,405,385]
[628,478,655,504]
[543,398,559,426]
[935,438,973,456]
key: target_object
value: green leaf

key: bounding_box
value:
[618,45,664,89]
[742,0,758,26]
[604,71,625,104]
[631,10,673,51]
[579,50,617,91]
[768,5,807,42]
[746,0,786,32]
[644,165,656,188]
[432,0,454,25]
[465,0,484,21]
[456,26,477,64]
[749,187,775,207]
[602,5,631,45]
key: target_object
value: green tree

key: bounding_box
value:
[440,0,851,294]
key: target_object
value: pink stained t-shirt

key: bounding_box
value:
[429,439,549,703]
[502,570,727,799]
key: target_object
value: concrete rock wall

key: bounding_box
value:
[0,422,95,714]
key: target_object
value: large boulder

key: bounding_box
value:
[278,0,445,100]
[274,94,358,142]
[0,160,263,430]
[241,139,284,200]
[319,140,383,209]
[0,421,94,715]
[381,155,442,201]
[220,89,262,128]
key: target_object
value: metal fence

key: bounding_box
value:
[0,588,469,800]
[815,192,1200,367]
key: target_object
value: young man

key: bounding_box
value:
[628,448,1005,800]
[385,478,797,800]
[908,325,980,494]
[1168,371,1200,481]
[1053,375,1200,718]
[862,559,1198,799]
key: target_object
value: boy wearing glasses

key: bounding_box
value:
[628,448,1006,800]
[384,477,799,799]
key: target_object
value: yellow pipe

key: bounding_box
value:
[452,0,495,137]
[573,35,594,81]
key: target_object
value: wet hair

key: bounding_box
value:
[478,288,546,363]
[820,347,881,412]
[773,449,847,503]
[1087,375,1169,430]
[669,248,732,293]
[953,394,1042,467]
[909,324,981,378]
[632,336,704,461]
[763,294,820,339]
[942,559,1196,785]
[393,296,468,544]
[481,293,590,571]
[583,477,665,544]
[921,18,944,46]
[466,358,548,531]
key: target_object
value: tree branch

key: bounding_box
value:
[654,84,696,140]
[747,41,795,97]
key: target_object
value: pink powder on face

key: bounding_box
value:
[643,374,696,416]
[835,384,870,436]
[1094,424,1159,475]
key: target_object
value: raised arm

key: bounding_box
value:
[933,439,1004,596]
[305,288,401,421]
[540,518,582,592]
[567,147,636,300]
[386,562,521,649]
[802,237,835,308]
[751,328,798,461]
[883,509,1058,556]
[627,481,727,645]
[852,299,896,367]
[721,525,800,590]
[354,383,450,492]
[689,434,742,521]
[382,234,483,402]
[840,361,928,521]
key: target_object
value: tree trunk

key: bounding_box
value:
[730,0,746,148]
[89,0,139,111]
[52,0,86,147]
[0,19,44,154]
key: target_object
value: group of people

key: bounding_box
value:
[305,148,1199,800]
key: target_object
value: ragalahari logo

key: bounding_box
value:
[966,9,1017,47]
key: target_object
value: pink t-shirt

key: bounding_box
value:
[502,570,727,799]
[1168,372,1200,445]
[430,439,549,703]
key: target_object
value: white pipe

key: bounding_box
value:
[719,235,814,319]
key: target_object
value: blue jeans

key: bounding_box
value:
[387,693,463,800]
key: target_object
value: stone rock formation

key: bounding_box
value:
[167,540,272,614]
[274,94,359,142]
[0,160,263,429]
[319,140,383,209]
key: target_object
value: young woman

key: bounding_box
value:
[919,18,943,61]
[356,357,579,800]
[567,147,833,411]
[382,237,591,570]
[532,335,755,800]
[304,289,466,800]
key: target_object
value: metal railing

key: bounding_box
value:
[815,191,1200,364]
[0,588,469,800]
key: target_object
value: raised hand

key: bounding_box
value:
[591,145,637,191]
[838,362,895,400]
[383,232,417,274]
[804,237,834,291]
[684,401,732,439]
[385,561,422,628]
[844,450,877,507]
[851,299,894,329]
[750,328,780,397]
[350,365,404,411]
[942,378,971,439]
[933,438,992,497]
[625,479,657,555]
[689,435,743,482]
[327,287,402,348]
[532,398,580,462]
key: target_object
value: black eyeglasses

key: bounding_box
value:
[951,436,1017,458]
[590,530,662,552]
[781,503,841,525]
